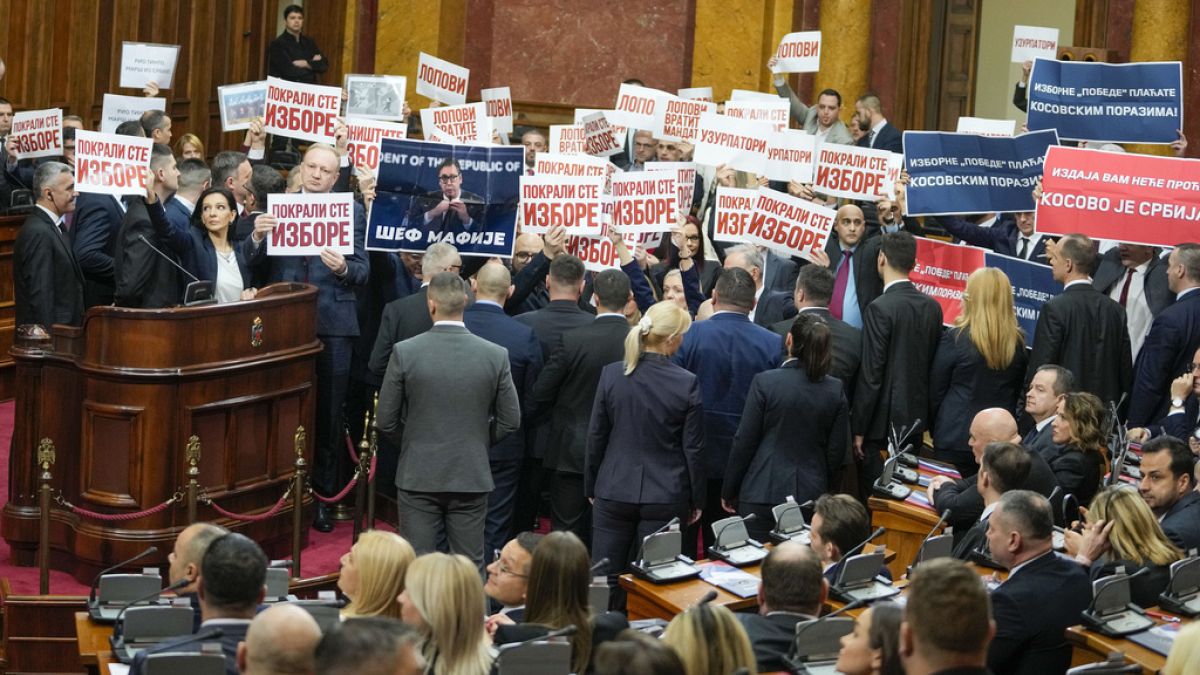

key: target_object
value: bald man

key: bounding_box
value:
[236,604,322,675]
[737,542,828,672]
[928,408,1058,538]
[166,522,227,630]
[822,204,882,330]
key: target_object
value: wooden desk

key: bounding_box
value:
[1067,615,1178,674]
[75,610,112,675]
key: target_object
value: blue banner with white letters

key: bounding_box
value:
[984,251,1062,341]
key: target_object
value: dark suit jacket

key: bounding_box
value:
[157,216,258,291]
[723,362,849,505]
[369,287,432,378]
[128,619,249,675]
[13,207,84,328]
[506,251,551,315]
[673,312,782,476]
[1090,558,1172,609]
[531,315,629,474]
[515,299,595,360]
[1042,444,1102,507]
[934,450,1057,537]
[1092,248,1172,316]
[406,189,486,237]
[585,354,705,506]
[930,328,1028,456]
[113,199,181,308]
[952,515,990,559]
[763,252,799,295]
[987,552,1092,675]
[1026,282,1133,410]
[852,281,944,440]
[72,193,125,307]
[937,214,1050,262]
[464,302,544,464]
[737,612,816,673]
[825,233,883,320]
[857,121,903,153]
[493,612,629,672]
[1022,422,1059,461]
[753,288,796,328]
[1129,289,1200,426]
[1161,490,1200,551]
[164,195,192,234]
[771,307,862,403]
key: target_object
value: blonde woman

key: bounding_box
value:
[175,132,205,160]
[398,553,492,675]
[585,301,703,580]
[338,530,416,620]
[1163,622,1200,675]
[929,268,1028,476]
[662,602,757,675]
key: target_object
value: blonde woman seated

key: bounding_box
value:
[338,530,416,620]
[663,602,757,675]
[399,553,492,675]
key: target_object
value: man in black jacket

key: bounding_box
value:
[267,5,328,85]
[13,162,84,329]
[737,542,826,673]
[951,442,1031,560]
[113,143,181,308]
[1138,436,1200,551]
[900,558,995,675]
[771,264,861,400]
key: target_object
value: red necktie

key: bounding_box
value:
[1118,269,1134,307]
[829,250,852,319]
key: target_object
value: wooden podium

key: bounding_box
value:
[3,283,321,582]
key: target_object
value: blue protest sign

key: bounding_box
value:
[984,251,1062,341]
[368,138,522,256]
[1026,59,1183,144]
[903,129,1058,216]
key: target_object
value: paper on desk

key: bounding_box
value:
[109,664,131,675]
[699,561,760,598]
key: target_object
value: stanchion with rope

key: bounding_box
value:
[292,426,306,580]
[352,406,371,544]
[366,392,379,531]
[185,435,201,525]
[37,438,55,595]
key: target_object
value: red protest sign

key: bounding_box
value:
[610,171,679,235]
[519,176,605,236]
[268,193,355,256]
[713,187,758,244]
[346,118,408,174]
[746,189,836,261]
[581,112,622,157]
[74,130,152,196]
[910,238,986,324]
[262,76,342,144]
[814,144,893,200]
[1036,145,1200,247]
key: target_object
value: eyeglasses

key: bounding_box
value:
[492,549,528,578]
[438,174,461,183]
[1188,363,1200,373]
[682,235,701,243]
[513,251,536,261]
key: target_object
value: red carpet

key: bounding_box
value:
[0,400,371,596]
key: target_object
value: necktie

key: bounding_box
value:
[867,130,876,147]
[829,250,853,320]
[1118,269,1135,307]
[1018,237,1029,260]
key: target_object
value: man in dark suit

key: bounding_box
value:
[852,231,943,501]
[809,493,891,584]
[900,558,995,675]
[1129,244,1200,426]
[853,94,902,153]
[736,542,826,673]
[674,267,781,551]
[245,144,368,532]
[762,250,799,295]
[1093,243,1171,359]
[937,211,1051,262]
[824,204,882,330]
[113,144,181,308]
[1026,234,1133,411]
[1138,436,1200,551]
[369,243,462,379]
[164,158,210,234]
[236,603,322,675]
[531,269,631,542]
[72,191,126,307]
[377,272,521,569]
[267,4,328,85]
[465,263,544,556]
[985,490,1091,675]
[165,522,227,633]
[484,532,542,622]
[129,533,268,675]
[1022,365,1073,459]
[952,442,1031,560]
[211,151,254,235]
[722,244,795,328]
[771,264,862,401]
[406,157,486,238]
[13,162,84,329]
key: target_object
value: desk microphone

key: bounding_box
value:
[112,577,189,641]
[137,234,200,282]
[696,590,718,606]
[512,624,578,645]
[908,509,952,572]
[89,546,158,606]
[842,527,886,560]
[150,626,224,651]
[637,517,680,565]
[824,599,867,618]
[590,558,610,575]
[713,514,756,549]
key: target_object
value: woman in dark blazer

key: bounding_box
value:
[1047,391,1107,508]
[160,187,261,302]
[722,312,849,542]
[586,301,704,577]
[651,216,719,299]
[930,268,1028,477]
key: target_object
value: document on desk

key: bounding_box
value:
[699,561,760,598]
[109,665,131,675]
[1127,623,1179,656]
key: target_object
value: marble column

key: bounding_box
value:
[814,0,872,127]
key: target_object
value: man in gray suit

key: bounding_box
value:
[377,272,522,569]
[767,57,853,146]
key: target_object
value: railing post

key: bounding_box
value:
[185,435,201,525]
[37,438,55,595]
[352,406,371,543]
[366,392,379,530]
[291,426,307,580]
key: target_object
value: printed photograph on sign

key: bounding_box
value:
[218,82,267,132]
[119,42,180,89]
[344,74,407,120]
[368,138,521,257]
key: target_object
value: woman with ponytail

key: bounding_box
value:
[721,312,850,542]
[586,301,705,580]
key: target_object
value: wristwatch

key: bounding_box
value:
[1171,397,1186,411]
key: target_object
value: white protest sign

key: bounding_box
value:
[609,84,670,130]
[420,102,491,144]
[268,192,355,256]
[724,100,790,132]
[480,87,513,135]
[655,96,717,142]
[1011,25,1059,63]
[678,87,714,102]
[610,170,679,234]
[693,113,772,174]
[74,130,152,196]
[12,109,62,160]
[565,221,648,273]
[645,161,697,215]
[773,32,821,73]
[813,144,894,200]
[101,94,166,134]
[574,109,628,149]
[729,89,780,102]
[262,77,342,144]
[519,175,605,235]
[534,152,616,180]
[712,187,759,244]
[956,116,1017,137]
[746,189,837,262]
[549,124,587,154]
[345,118,408,174]
[764,129,816,183]
[581,113,622,157]
[119,42,180,89]
[416,52,469,105]
[881,152,904,200]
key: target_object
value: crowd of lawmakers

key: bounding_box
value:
[8,4,1200,675]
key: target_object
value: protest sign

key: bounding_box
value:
[763,129,816,183]
[609,84,670,129]
[723,100,790,132]
[119,42,180,89]
[344,75,407,120]
[581,112,622,157]
[12,109,62,160]
[678,87,714,102]
[1036,145,1200,248]
[267,193,355,256]
[74,130,152,196]
[986,251,1061,340]
[565,222,648,273]
[533,153,619,184]
[772,31,821,73]
[903,129,1057,215]
[610,170,679,235]
[746,188,836,262]
[262,77,342,144]
[693,113,772,175]
[654,96,716,142]
[813,144,894,200]
[956,116,1016,137]
[881,152,905,200]
[1027,59,1183,144]
[346,118,409,174]
[645,161,697,215]
[368,138,520,256]
[549,124,587,154]
[911,238,984,324]
[218,82,267,131]
[574,109,628,149]
[101,94,166,134]
[729,89,780,102]
[1011,25,1059,63]
[481,87,513,135]
[416,52,468,105]
[420,102,491,144]
[519,175,605,236]
[712,187,759,244]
